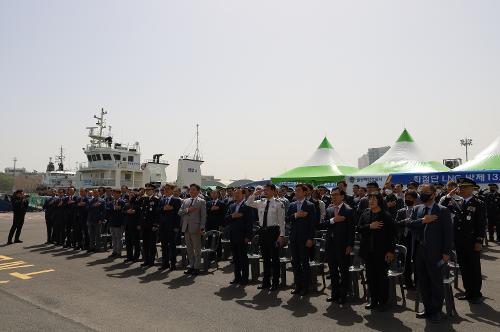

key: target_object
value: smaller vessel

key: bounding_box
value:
[42,147,76,188]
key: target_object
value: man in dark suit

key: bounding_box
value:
[206,190,226,231]
[286,184,316,296]
[318,185,332,208]
[225,188,253,285]
[158,184,182,271]
[395,189,418,289]
[321,188,355,304]
[409,184,453,323]
[7,189,29,244]
[337,181,355,207]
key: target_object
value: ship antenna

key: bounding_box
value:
[193,124,201,161]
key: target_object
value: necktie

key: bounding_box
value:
[334,206,340,217]
[263,200,270,228]
[189,198,195,207]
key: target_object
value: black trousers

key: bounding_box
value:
[401,233,414,287]
[160,227,177,267]
[141,227,157,265]
[72,216,84,248]
[456,241,482,299]
[8,214,25,242]
[125,224,141,260]
[45,214,53,242]
[65,214,75,246]
[487,215,499,239]
[290,237,311,291]
[230,240,249,281]
[365,252,389,305]
[327,243,350,300]
[259,227,280,286]
[52,215,64,244]
[415,246,444,315]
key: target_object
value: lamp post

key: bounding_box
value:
[460,138,473,162]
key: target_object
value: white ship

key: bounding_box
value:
[42,147,76,188]
[75,109,168,188]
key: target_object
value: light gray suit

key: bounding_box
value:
[178,197,207,269]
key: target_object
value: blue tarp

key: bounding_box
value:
[389,170,500,185]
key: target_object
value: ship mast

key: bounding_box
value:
[193,124,202,161]
[55,146,65,171]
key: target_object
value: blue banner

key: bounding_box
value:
[389,170,500,185]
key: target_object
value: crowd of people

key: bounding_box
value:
[5,178,500,324]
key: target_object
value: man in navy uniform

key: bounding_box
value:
[139,183,160,267]
[64,187,78,248]
[7,189,29,244]
[410,184,453,323]
[158,184,182,271]
[453,178,487,304]
[247,184,286,291]
[123,191,141,263]
[225,188,253,285]
[484,183,500,242]
[321,187,355,304]
[286,184,316,296]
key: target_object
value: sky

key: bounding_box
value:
[1,0,500,181]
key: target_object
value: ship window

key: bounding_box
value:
[87,155,91,162]
[128,156,134,162]
[122,158,126,161]
[113,154,121,161]
[96,154,102,161]
[125,173,131,180]
[102,154,112,160]
[91,155,97,161]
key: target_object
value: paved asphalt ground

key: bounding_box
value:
[1,212,499,332]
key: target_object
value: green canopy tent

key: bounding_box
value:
[454,135,500,171]
[271,137,357,184]
[355,129,450,176]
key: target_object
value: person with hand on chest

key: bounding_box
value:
[247,184,286,291]
[108,189,126,258]
[178,183,207,276]
[225,188,253,286]
[357,192,396,312]
[206,190,226,232]
[454,178,487,304]
[321,187,355,304]
[157,184,182,271]
[286,184,316,296]
[409,184,453,323]
[139,183,160,267]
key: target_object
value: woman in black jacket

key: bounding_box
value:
[358,192,396,311]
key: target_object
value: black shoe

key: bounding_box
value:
[192,269,200,276]
[230,279,241,285]
[457,294,469,301]
[416,311,429,319]
[291,288,302,295]
[140,262,149,267]
[326,295,339,303]
[108,253,117,258]
[365,303,378,310]
[14,239,23,243]
[269,285,280,291]
[169,265,176,271]
[6,241,13,245]
[258,284,270,290]
[158,265,168,271]
[239,278,249,286]
[124,259,133,263]
[184,268,194,275]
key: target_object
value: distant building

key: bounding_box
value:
[4,167,27,175]
[357,146,390,168]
